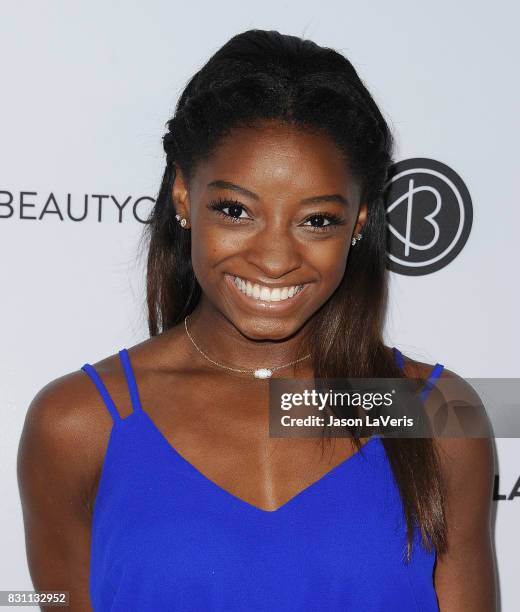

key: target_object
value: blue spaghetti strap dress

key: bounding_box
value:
[81,346,444,611]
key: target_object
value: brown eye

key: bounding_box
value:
[208,198,251,222]
[302,213,345,232]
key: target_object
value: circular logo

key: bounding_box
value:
[384,158,473,276]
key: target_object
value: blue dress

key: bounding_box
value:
[81,346,444,611]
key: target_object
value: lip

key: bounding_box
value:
[224,273,311,312]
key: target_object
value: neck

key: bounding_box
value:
[185,299,313,374]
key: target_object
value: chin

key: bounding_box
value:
[229,313,306,342]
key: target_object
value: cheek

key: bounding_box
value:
[308,239,349,283]
[190,230,237,279]
[191,232,241,266]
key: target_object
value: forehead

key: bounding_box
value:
[190,121,360,205]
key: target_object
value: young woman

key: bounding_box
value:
[18,29,496,611]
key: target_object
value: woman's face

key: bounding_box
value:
[173,120,367,341]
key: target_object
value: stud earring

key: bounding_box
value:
[351,233,363,246]
[175,213,189,229]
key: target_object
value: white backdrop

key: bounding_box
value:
[1,1,518,609]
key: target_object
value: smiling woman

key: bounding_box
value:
[18,29,495,612]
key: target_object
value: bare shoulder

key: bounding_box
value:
[18,325,191,465]
[426,366,495,506]
[17,352,126,512]
[16,353,136,599]
[399,353,496,606]
[16,334,190,598]
[17,326,189,481]
[397,352,495,508]
[399,352,494,470]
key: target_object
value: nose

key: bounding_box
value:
[243,224,303,279]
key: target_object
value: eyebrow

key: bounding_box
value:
[207,180,350,207]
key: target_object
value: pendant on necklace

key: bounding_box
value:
[254,368,273,379]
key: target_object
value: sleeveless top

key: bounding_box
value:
[81,347,445,611]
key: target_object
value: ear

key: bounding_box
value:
[171,166,191,220]
[355,201,368,234]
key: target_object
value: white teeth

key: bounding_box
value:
[232,276,304,302]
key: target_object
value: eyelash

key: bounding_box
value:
[207,198,345,232]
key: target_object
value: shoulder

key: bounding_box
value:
[392,348,494,498]
[17,352,126,514]
[397,350,445,381]
[428,367,495,512]
[19,326,188,456]
[21,351,123,441]
[398,350,491,439]
[17,330,188,514]
[401,363,498,606]
[399,353,495,520]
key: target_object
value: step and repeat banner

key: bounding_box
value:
[1,1,518,608]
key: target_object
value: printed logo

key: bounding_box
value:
[493,474,520,501]
[384,158,473,276]
[0,190,155,223]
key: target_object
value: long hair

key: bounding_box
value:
[141,29,447,560]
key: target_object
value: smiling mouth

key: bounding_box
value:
[225,273,310,310]
[228,274,307,303]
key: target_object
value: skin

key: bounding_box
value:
[17,120,496,610]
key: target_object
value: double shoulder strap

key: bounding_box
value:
[81,346,444,422]
[393,347,444,401]
[81,348,143,423]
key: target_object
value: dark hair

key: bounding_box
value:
[141,29,447,561]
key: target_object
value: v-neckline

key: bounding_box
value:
[136,409,381,515]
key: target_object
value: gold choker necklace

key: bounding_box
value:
[183,315,311,379]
